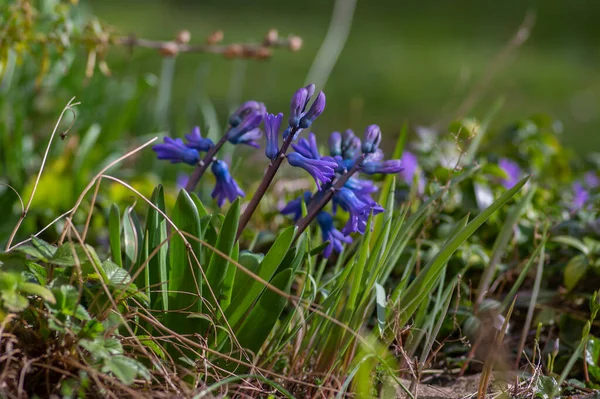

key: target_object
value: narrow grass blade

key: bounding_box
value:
[109,204,122,268]
[205,199,240,310]
[477,184,536,303]
[145,185,169,311]
[399,176,529,327]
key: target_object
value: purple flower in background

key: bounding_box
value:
[287,152,337,189]
[498,158,522,189]
[152,137,200,165]
[400,151,419,184]
[176,173,189,190]
[227,111,264,147]
[362,160,404,175]
[264,113,283,160]
[584,171,600,189]
[211,160,245,207]
[281,191,312,222]
[317,211,352,258]
[399,151,425,195]
[572,182,590,210]
[184,126,214,152]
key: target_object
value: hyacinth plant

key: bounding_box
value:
[153,84,403,254]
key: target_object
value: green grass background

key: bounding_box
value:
[89,0,600,153]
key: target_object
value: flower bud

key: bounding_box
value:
[229,101,265,127]
[362,124,382,154]
[159,42,179,57]
[344,136,362,160]
[289,87,309,128]
[288,36,303,52]
[224,44,243,59]
[264,29,279,46]
[362,160,404,175]
[176,30,191,44]
[255,47,272,60]
[265,113,283,160]
[207,30,224,45]
[329,131,342,156]
[299,91,326,129]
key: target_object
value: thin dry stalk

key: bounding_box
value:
[6,97,80,250]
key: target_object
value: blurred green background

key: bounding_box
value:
[88,0,600,153]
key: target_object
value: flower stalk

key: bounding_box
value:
[236,128,299,239]
[184,135,229,192]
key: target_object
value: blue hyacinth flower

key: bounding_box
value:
[281,191,312,222]
[229,101,266,127]
[287,152,338,189]
[292,132,321,160]
[184,126,214,152]
[316,211,352,258]
[152,137,200,165]
[211,160,245,207]
[362,160,404,175]
[265,112,283,160]
[227,111,264,147]
[334,187,383,235]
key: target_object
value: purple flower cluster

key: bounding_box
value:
[152,100,267,207]
[282,123,404,257]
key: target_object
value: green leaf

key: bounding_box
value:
[102,260,131,287]
[398,175,529,327]
[552,236,589,256]
[13,239,54,261]
[123,206,143,271]
[564,254,589,291]
[224,226,296,335]
[52,285,80,316]
[145,185,169,311]
[18,282,55,304]
[1,291,29,312]
[51,244,107,281]
[585,336,600,383]
[166,189,203,334]
[138,335,166,360]
[233,268,293,356]
[190,192,209,217]
[375,283,387,337]
[219,242,238,311]
[233,251,264,293]
[102,355,150,385]
[205,199,240,310]
[109,204,122,268]
[535,375,559,399]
